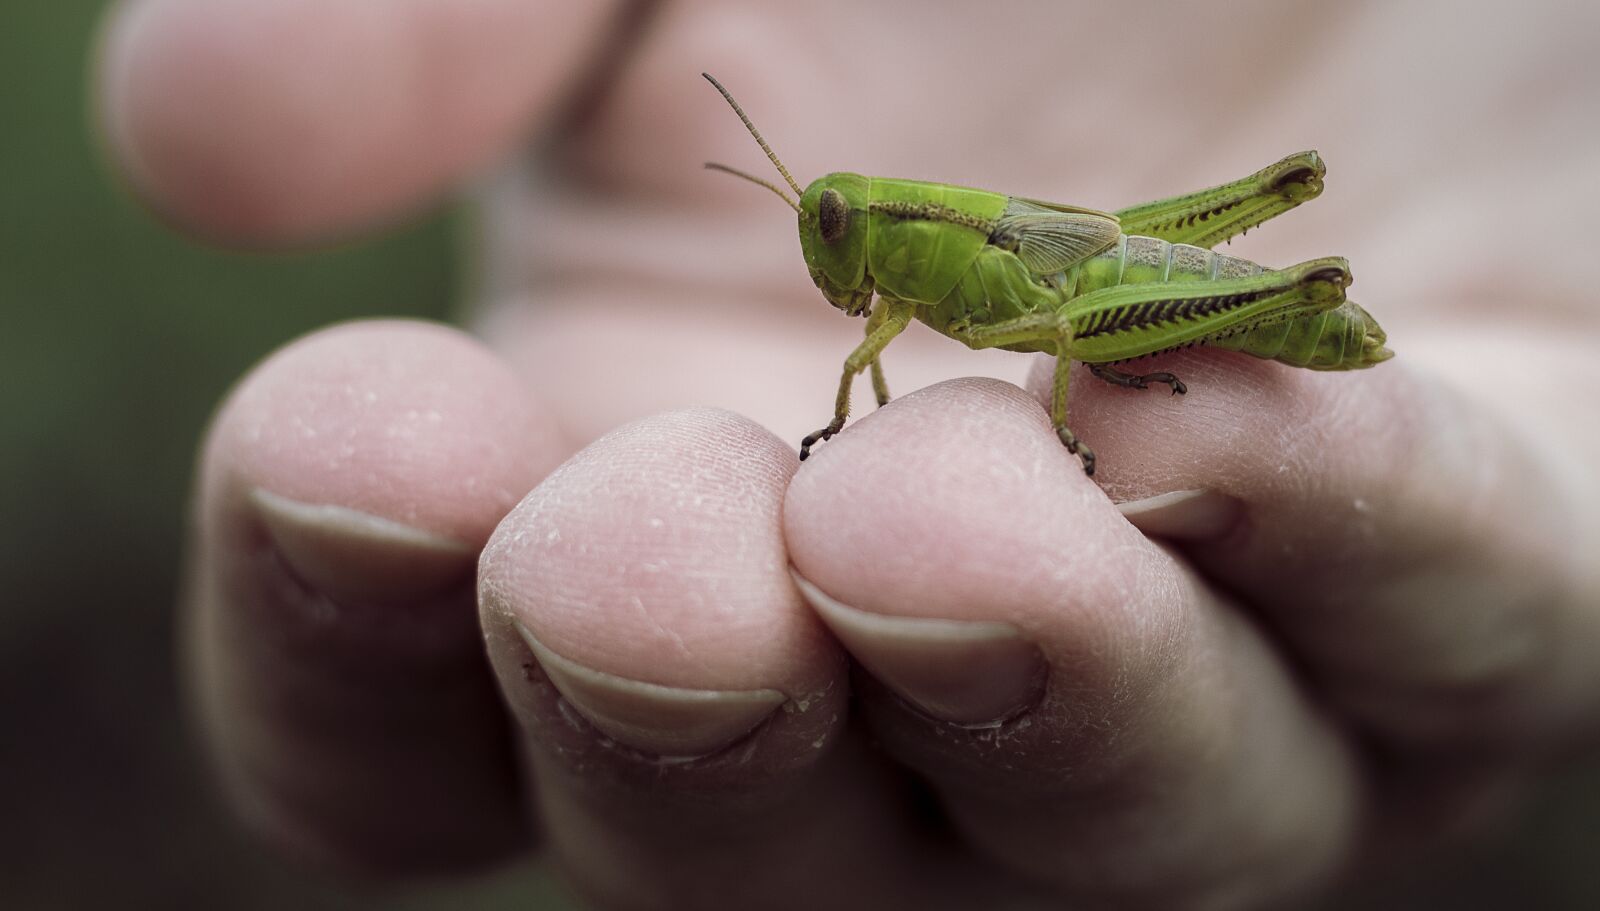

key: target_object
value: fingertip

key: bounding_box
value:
[473,410,964,910]
[205,319,567,549]
[785,377,1113,623]
[780,377,1361,902]
[1025,351,1277,498]
[476,406,852,818]
[479,407,832,700]
[190,319,564,873]
[1028,348,1445,505]
[782,377,1196,744]
[1040,348,1600,745]
[100,0,399,240]
[97,0,619,243]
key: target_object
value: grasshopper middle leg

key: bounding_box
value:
[869,359,890,407]
[863,302,894,408]
[1088,363,1187,395]
[950,311,1096,475]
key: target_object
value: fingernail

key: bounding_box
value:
[252,488,475,603]
[1117,489,1242,540]
[792,572,1045,726]
[513,621,786,758]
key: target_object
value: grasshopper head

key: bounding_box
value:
[701,74,874,316]
[799,173,872,316]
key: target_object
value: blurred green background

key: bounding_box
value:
[0,2,558,908]
[2,3,1597,909]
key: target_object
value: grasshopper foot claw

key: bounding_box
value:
[1147,372,1186,395]
[1056,427,1095,476]
[799,419,845,461]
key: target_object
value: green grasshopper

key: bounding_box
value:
[703,74,1391,475]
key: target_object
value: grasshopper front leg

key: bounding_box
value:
[863,303,895,408]
[869,359,890,407]
[799,299,916,460]
[1115,151,1326,248]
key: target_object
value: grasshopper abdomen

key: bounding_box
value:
[1067,235,1262,296]
[1205,298,1390,369]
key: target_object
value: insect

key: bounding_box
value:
[702,74,1392,475]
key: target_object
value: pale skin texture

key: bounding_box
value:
[101,0,1600,908]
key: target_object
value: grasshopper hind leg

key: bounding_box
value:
[1088,363,1188,396]
[1115,151,1326,249]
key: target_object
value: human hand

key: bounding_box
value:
[102,0,1600,907]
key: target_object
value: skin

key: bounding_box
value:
[100,0,1600,908]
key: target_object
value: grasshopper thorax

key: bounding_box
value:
[800,173,873,315]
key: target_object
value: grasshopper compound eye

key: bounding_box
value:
[818,188,850,243]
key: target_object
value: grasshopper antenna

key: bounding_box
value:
[703,162,801,212]
[702,73,805,199]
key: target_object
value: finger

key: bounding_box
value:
[479,409,1007,911]
[189,320,569,874]
[97,0,622,243]
[1030,345,1600,749]
[784,379,1363,909]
